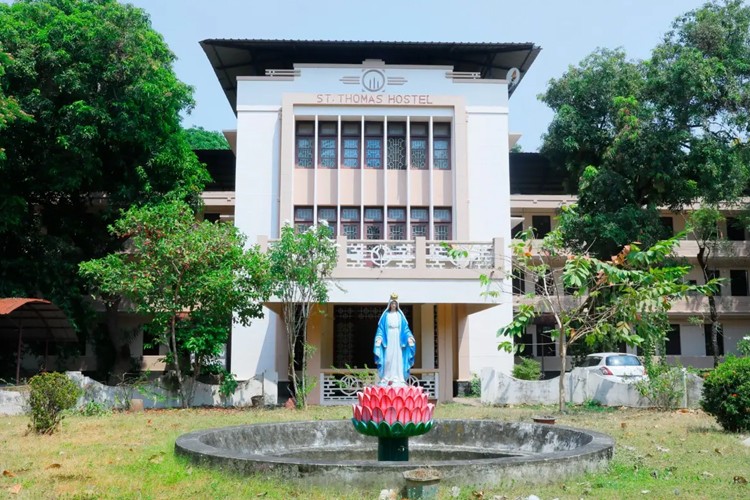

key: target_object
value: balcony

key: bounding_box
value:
[260,235,504,280]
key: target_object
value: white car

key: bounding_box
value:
[579,353,647,383]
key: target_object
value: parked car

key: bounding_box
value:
[579,353,647,383]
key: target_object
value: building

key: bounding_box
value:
[199,39,541,403]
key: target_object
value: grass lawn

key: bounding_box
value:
[1,402,748,499]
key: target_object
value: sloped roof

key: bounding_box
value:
[200,39,541,111]
[0,298,78,342]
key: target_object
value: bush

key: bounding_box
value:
[77,400,111,417]
[701,356,750,432]
[469,373,481,397]
[28,372,82,434]
[512,357,541,380]
[635,364,684,410]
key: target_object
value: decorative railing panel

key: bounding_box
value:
[345,241,416,268]
[320,369,439,405]
[425,242,494,269]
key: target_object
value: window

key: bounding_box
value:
[704,324,725,356]
[727,217,745,241]
[294,206,313,233]
[665,325,681,355]
[410,122,428,170]
[433,207,452,240]
[341,122,361,168]
[295,121,314,168]
[341,207,360,239]
[511,217,523,238]
[364,122,383,169]
[536,325,556,357]
[364,207,383,240]
[411,207,429,238]
[318,206,337,237]
[535,269,554,295]
[517,328,533,356]
[318,121,337,168]
[660,216,674,236]
[512,268,525,295]
[730,269,748,296]
[532,215,552,238]
[388,207,406,240]
[433,123,451,170]
[387,122,406,170]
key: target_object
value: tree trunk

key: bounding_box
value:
[169,315,186,408]
[105,299,132,384]
[559,335,567,413]
[696,247,720,368]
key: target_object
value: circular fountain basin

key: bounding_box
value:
[175,419,613,487]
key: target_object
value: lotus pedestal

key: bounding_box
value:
[351,385,435,462]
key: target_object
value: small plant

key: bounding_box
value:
[77,400,111,417]
[701,355,750,432]
[469,373,481,397]
[28,372,82,434]
[635,364,684,410]
[512,357,542,381]
[218,370,239,399]
[737,336,750,356]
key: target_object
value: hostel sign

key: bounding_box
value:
[315,94,434,105]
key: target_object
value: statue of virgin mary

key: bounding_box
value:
[373,293,415,386]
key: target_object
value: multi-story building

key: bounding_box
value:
[198,39,541,403]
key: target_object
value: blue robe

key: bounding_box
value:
[373,308,415,382]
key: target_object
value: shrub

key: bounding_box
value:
[701,356,750,432]
[635,364,684,410]
[77,400,111,417]
[512,357,541,380]
[469,373,481,397]
[737,336,750,356]
[28,372,82,434]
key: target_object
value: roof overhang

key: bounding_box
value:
[200,39,541,112]
[0,298,78,343]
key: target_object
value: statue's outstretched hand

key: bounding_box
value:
[375,338,382,347]
[407,337,415,346]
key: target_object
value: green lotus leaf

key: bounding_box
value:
[390,422,405,437]
[378,421,391,437]
[404,422,416,435]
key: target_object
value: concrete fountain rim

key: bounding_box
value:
[174,418,614,470]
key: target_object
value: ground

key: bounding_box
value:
[0,402,748,499]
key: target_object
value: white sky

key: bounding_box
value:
[109,1,717,150]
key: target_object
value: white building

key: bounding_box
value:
[200,39,541,403]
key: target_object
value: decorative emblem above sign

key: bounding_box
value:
[340,69,407,92]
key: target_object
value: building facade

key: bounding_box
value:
[200,40,540,403]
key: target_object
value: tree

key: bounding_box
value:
[493,218,715,412]
[79,200,271,406]
[184,126,230,150]
[541,0,750,259]
[0,0,209,378]
[268,223,338,408]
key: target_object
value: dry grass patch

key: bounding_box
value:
[0,403,748,499]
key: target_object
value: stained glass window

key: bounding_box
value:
[296,121,315,168]
[410,123,428,170]
[341,122,360,168]
[318,122,337,168]
[433,123,451,170]
[365,122,383,169]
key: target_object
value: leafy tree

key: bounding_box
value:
[0,0,209,378]
[184,126,230,150]
[268,223,338,408]
[492,219,715,412]
[79,200,270,406]
[541,0,750,259]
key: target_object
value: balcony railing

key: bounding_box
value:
[319,368,439,405]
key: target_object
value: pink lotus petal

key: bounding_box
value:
[412,407,422,422]
[386,386,396,403]
[398,407,411,424]
[384,407,397,426]
[358,393,365,406]
[370,395,380,410]
[371,407,383,424]
[425,403,435,422]
[393,396,405,414]
[353,404,361,421]
[361,406,371,423]
[404,396,415,411]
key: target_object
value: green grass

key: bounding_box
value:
[0,404,748,499]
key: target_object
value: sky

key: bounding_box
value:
[126,0,712,151]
